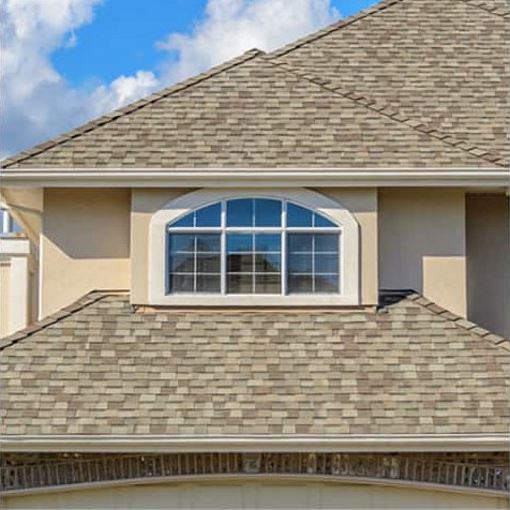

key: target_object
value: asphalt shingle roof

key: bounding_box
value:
[1,291,508,436]
[2,0,508,169]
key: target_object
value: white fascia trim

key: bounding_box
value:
[2,434,508,453]
[1,168,509,188]
[0,237,32,256]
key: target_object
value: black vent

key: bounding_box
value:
[378,289,416,308]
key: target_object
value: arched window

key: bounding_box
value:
[166,198,341,295]
[149,189,359,306]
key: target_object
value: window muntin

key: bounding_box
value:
[167,199,341,295]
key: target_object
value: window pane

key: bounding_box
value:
[288,233,313,253]
[227,233,253,252]
[288,274,313,293]
[169,274,194,293]
[196,234,221,252]
[288,253,313,273]
[171,213,194,228]
[169,234,195,252]
[255,233,280,252]
[254,252,281,272]
[196,274,221,292]
[255,273,280,293]
[315,274,339,293]
[227,273,253,293]
[170,253,194,273]
[226,199,253,227]
[195,203,221,227]
[227,254,253,272]
[287,203,313,227]
[196,254,221,273]
[315,253,339,274]
[314,213,336,228]
[254,199,281,227]
[315,234,338,252]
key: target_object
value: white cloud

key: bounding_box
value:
[1,0,339,158]
[157,0,339,84]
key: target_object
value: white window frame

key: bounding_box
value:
[149,189,360,306]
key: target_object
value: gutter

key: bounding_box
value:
[2,434,508,453]
[1,168,509,188]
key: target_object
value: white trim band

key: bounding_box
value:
[1,168,509,187]
[2,434,508,453]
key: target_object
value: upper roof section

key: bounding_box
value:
[2,0,508,169]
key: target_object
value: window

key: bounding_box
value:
[166,198,341,295]
[0,208,22,236]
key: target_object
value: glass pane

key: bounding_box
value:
[255,273,281,293]
[287,203,313,227]
[315,253,339,274]
[227,254,253,272]
[196,234,221,252]
[314,234,338,253]
[195,203,221,227]
[314,213,336,228]
[288,274,313,293]
[227,233,253,252]
[254,199,281,227]
[196,254,221,273]
[196,274,221,292]
[170,253,194,273]
[169,234,195,253]
[169,274,194,293]
[254,252,281,272]
[315,274,339,293]
[171,213,194,228]
[255,234,280,252]
[227,273,253,293]
[288,233,313,253]
[226,199,253,227]
[288,253,313,273]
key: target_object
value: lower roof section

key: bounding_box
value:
[0,291,508,437]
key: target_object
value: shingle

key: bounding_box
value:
[1,291,508,436]
[1,0,508,169]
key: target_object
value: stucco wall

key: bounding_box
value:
[131,188,376,305]
[0,262,10,337]
[378,190,466,317]
[3,481,506,509]
[466,194,510,338]
[41,189,131,317]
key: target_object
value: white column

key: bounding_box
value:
[9,255,29,333]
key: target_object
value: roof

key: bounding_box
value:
[2,0,508,169]
[1,291,508,436]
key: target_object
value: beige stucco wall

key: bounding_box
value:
[131,188,376,305]
[41,189,131,317]
[466,194,510,338]
[3,481,506,509]
[378,189,466,317]
[0,262,10,337]
[320,188,378,305]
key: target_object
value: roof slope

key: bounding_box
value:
[1,291,508,436]
[2,0,508,169]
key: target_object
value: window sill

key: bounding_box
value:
[150,294,359,307]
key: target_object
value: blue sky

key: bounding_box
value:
[1,0,376,158]
[52,0,375,88]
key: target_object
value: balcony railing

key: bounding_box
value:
[1,453,508,494]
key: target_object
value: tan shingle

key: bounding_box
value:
[1,291,508,435]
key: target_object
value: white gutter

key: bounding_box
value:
[2,434,508,453]
[1,168,509,188]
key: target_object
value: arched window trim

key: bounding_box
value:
[149,189,360,306]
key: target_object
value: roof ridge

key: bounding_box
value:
[403,293,510,351]
[268,0,406,60]
[1,49,264,169]
[0,290,128,351]
[456,0,510,17]
[265,58,506,168]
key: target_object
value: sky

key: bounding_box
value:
[0,0,377,159]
